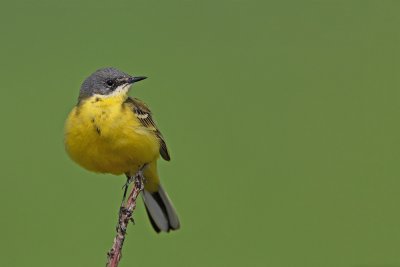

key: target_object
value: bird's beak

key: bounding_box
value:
[128,76,147,84]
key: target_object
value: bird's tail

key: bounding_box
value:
[142,185,180,233]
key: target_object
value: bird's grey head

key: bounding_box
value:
[79,67,147,101]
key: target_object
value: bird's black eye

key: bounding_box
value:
[106,79,114,87]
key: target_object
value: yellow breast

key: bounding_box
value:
[64,95,159,175]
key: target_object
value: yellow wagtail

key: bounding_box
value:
[64,67,180,233]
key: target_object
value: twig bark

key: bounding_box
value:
[106,172,144,267]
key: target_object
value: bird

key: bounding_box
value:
[64,67,180,233]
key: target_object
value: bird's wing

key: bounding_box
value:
[124,97,171,161]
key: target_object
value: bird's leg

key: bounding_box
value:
[129,165,146,225]
[116,175,130,228]
[120,166,146,211]
[118,174,133,220]
[121,165,147,225]
[121,174,134,204]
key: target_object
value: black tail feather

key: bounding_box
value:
[142,186,180,233]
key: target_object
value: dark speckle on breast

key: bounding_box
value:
[91,97,102,104]
[91,118,101,135]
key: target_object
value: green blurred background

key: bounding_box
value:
[1,0,400,266]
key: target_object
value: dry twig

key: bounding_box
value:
[106,172,144,267]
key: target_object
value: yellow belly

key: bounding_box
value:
[64,96,160,175]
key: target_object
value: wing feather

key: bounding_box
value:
[125,97,171,161]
